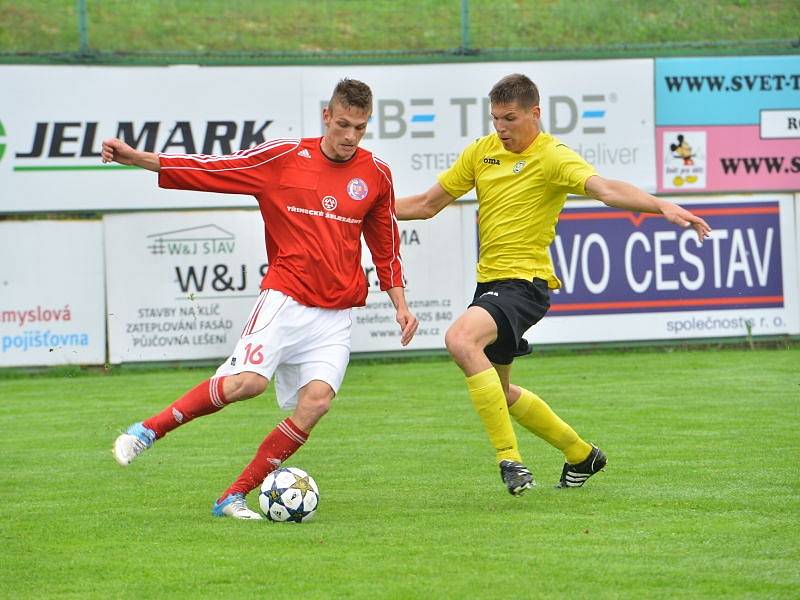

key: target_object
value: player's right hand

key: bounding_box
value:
[661,202,712,243]
[396,308,419,347]
[101,138,136,165]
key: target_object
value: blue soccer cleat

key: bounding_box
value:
[113,422,156,466]
[212,493,263,520]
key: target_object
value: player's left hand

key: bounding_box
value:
[661,202,712,243]
[396,308,419,346]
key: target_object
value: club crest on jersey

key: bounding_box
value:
[322,195,337,211]
[512,160,526,174]
[347,178,369,201]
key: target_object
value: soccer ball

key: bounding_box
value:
[259,467,319,522]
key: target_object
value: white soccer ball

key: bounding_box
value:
[259,467,319,523]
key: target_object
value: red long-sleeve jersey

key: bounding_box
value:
[158,137,404,309]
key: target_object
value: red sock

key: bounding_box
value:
[220,418,308,499]
[143,376,228,439]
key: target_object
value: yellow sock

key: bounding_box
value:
[508,387,591,464]
[466,368,521,463]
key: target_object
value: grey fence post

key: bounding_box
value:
[460,0,471,54]
[76,0,89,54]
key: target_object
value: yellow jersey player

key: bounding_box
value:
[396,73,710,495]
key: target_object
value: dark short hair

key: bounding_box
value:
[489,74,540,108]
[329,78,373,112]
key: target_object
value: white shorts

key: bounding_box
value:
[215,290,352,410]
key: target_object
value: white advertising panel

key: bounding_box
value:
[760,109,800,139]
[105,208,465,362]
[796,193,800,334]
[529,194,799,344]
[301,60,656,195]
[105,211,267,363]
[0,221,106,366]
[353,206,469,352]
[0,65,302,212]
[1,61,655,213]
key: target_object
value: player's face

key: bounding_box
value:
[321,102,371,161]
[490,101,540,154]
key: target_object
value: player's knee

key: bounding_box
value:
[310,399,331,421]
[444,324,461,354]
[445,324,473,363]
[224,372,268,402]
[300,390,332,420]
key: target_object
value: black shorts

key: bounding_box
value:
[469,278,550,365]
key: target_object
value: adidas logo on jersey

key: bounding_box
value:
[297,149,311,158]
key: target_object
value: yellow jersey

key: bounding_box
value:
[438,131,596,288]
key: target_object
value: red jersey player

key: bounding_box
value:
[105,79,419,520]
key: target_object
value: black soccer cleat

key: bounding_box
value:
[499,460,535,496]
[556,445,607,488]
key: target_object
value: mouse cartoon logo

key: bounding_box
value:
[666,133,701,187]
[670,134,695,166]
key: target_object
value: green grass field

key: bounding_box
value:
[2,347,799,598]
[1,0,798,60]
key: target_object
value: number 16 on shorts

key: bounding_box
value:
[244,343,264,365]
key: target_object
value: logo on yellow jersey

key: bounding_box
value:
[483,156,501,165]
[512,160,526,174]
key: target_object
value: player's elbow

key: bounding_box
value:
[398,201,435,221]
[586,176,618,205]
[417,201,441,220]
[420,193,454,219]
